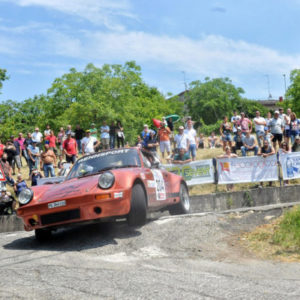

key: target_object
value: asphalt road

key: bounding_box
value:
[0,209,300,299]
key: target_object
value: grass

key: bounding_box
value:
[241,206,300,262]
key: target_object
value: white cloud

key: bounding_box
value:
[45,30,300,77]
[4,0,136,30]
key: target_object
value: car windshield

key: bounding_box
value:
[66,149,141,180]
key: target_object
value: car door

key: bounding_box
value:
[140,150,171,208]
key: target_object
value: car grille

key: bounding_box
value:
[40,209,80,226]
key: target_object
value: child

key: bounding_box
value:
[263,126,273,145]
[208,132,218,149]
[30,168,43,186]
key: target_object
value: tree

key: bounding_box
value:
[186,77,245,125]
[185,77,268,128]
[286,69,300,114]
[0,68,9,93]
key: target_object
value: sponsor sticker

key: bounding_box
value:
[114,192,123,199]
[151,170,166,201]
[147,180,156,188]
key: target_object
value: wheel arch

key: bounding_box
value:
[132,178,148,207]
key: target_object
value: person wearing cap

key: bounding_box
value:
[100,120,110,150]
[141,124,151,147]
[89,123,98,139]
[31,127,43,149]
[253,110,266,148]
[174,126,189,152]
[40,143,57,177]
[27,141,40,175]
[292,135,300,152]
[81,130,100,155]
[63,131,77,164]
[269,110,284,151]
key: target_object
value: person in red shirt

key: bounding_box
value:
[45,130,57,154]
[62,132,77,164]
[0,140,4,158]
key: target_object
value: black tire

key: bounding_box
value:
[35,228,52,242]
[127,184,147,227]
[169,183,190,215]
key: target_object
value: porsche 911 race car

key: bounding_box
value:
[17,147,190,241]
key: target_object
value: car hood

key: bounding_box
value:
[32,168,142,203]
[33,175,100,203]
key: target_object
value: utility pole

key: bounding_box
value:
[265,74,272,100]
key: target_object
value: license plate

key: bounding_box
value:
[48,200,66,209]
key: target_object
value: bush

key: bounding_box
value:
[272,206,300,252]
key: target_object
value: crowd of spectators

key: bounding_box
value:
[0,108,300,212]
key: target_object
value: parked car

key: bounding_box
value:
[17,148,190,241]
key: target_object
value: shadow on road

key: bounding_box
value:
[3,221,142,252]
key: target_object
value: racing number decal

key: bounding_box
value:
[151,170,166,201]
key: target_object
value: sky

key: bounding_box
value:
[1,0,300,102]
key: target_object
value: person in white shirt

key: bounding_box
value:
[184,121,197,161]
[31,127,43,149]
[174,126,189,152]
[81,130,100,155]
[253,110,266,147]
[231,110,241,134]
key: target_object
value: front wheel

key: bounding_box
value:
[127,184,147,227]
[169,183,190,215]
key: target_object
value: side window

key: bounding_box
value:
[141,152,151,168]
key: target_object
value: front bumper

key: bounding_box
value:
[17,189,131,231]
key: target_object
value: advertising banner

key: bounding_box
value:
[280,152,300,180]
[162,159,214,186]
[217,155,278,184]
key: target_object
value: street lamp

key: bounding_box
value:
[283,74,287,98]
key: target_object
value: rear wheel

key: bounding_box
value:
[127,184,147,227]
[169,183,190,215]
[35,228,52,242]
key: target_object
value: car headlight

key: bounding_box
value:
[98,172,115,189]
[18,188,33,205]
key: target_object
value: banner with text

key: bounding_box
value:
[162,159,214,186]
[217,155,278,184]
[280,152,300,180]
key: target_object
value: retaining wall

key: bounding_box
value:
[1,184,300,233]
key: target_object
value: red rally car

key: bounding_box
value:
[17,148,190,241]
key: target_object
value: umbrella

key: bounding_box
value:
[164,114,180,123]
[152,119,162,128]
